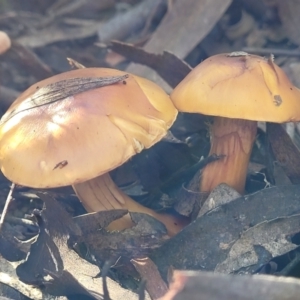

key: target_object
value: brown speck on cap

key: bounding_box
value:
[273,95,282,106]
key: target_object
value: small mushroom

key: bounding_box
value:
[0,68,187,236]
[171,52,300,194]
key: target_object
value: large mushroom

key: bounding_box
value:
[0,68,186,236]
[171,52,300,194]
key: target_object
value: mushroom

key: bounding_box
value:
[170,52,300,194]
[0,67,187,236]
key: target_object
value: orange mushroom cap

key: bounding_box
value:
[0,68,177,188]
[171,52,300,123]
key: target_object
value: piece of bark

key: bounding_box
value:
[159,271,300,300]
[267,123,300,184]
[126,0,232,90]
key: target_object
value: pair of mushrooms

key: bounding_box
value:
[1,52,300,236]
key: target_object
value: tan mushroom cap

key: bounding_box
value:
[171,52,300,123]
[0,68,177,188]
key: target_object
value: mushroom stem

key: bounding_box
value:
[73,173,187,236]
[200,117,257,194]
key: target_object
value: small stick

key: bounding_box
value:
[131,257,168,299]
[243,47,300,57]
[67,57,86,69]
[0,182,15,231]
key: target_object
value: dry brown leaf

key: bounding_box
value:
[215,214,300,274]
[126,0,232,90]
[109,41,192,88]
[16,192,145,300]
[150,185,300,279]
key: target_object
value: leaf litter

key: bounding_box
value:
[2,0,300,299]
